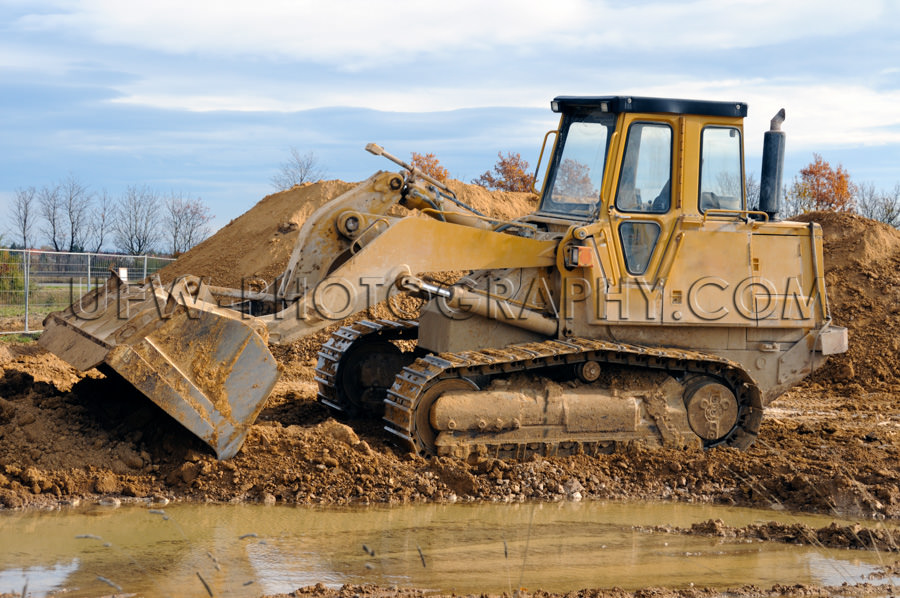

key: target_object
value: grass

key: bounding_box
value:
[0,332,40,343]
[0,285,80,317]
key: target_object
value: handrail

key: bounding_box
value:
[531,129,559,195]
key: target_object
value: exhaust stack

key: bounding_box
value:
[758,108,786,218]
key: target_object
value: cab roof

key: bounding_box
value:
[551,96,748,118]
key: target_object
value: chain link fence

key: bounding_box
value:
[0,249,176,334]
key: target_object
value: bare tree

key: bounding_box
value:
[59,173,93,252]
[858,181,900,228]
[112,185,161,255]
[87,189,113,253]
[181,198,213,252]
[163,192,214,255]
[38,183,67,251]
[745,172,761,211]
[713,171,760,210]
[10,186,36,248]
[270,147,325,190]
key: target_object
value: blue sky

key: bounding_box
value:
[2,0,900,237]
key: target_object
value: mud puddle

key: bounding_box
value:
[1,501,897,597]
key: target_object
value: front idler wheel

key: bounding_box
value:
[411,377,479,456]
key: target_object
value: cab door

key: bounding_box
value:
[602,117,676,323]
[613,120,673,275]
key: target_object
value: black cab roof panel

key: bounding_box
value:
[551,96,748,118]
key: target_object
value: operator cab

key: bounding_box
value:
[536,96,749,221]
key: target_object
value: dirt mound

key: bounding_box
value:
[157,177,537,289]
[157,180,356,287]
[442,178,538,221]
[792,211,900,391]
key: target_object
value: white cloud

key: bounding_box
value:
[16,0,888,65]
[104,70,900,152]
[5,0,900,204]
[107,82,551,113]
[0,42,72,74]
[628,78,900,151]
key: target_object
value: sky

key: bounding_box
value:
[2,0,900,241]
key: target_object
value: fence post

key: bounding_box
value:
[143,255,148,280]
[87,253,92,291]
[23,250,30,334]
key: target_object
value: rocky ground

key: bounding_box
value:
[269,581,897,598]
[0,180,898,596]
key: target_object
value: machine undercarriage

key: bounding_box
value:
[316,319,762,460]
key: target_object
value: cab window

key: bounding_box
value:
[619,221,661,275]
[699,126,743,212]
[541,113,616,216]
[614,122,672,213]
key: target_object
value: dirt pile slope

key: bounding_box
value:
[157,180,355,287]
[793,211,900,391]
[157,177,537,288]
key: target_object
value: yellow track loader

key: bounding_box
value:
[39,96,848,460]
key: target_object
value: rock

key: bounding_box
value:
[167,462,201,485]
[22,467,51,492]
[184,449,206,463]
[93,472,120,494]
[117,446,144,470]
[432,461,478,496]
[563,478,584,496]
[262,493,277,505]
[98,497,121,507]
[319,420,360,446]
[832,361,855,383]
[0,488,24,508]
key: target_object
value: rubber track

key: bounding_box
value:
[382,337,763,458]
[315,319,418,413]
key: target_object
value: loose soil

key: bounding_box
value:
[641,518,900,552]
[1,179,898,596]
[269,582,896,598]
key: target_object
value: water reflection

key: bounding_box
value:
[0,560,78,596]
[0,501,895,597]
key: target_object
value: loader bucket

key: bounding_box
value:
[39,274,279,459]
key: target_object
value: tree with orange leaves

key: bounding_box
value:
[410,152,450,183]
[472,152,535,193]
[785,153,857,214]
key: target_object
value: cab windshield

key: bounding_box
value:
[539,112,616,217]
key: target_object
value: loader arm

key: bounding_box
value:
[264,211,558,344]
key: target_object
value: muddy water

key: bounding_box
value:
[0,501,895,597]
